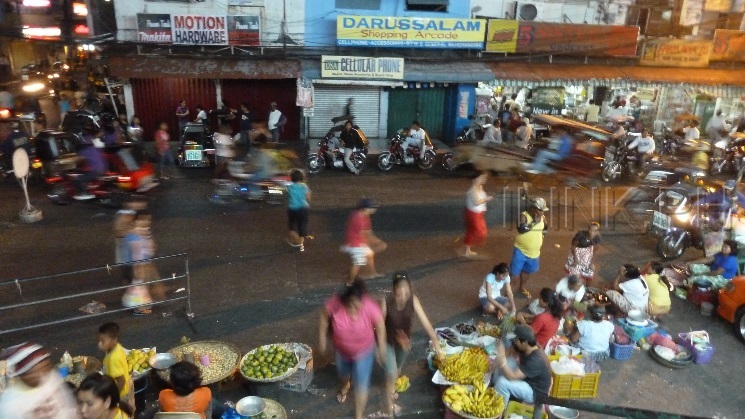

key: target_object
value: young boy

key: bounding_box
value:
[97,322,134,411]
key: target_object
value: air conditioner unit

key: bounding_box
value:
[518,3,539,21]
[504,1,518,19]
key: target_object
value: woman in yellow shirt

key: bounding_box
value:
[77,373,132,419]
[645,261,674,318]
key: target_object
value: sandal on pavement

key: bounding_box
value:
[520,289,532,299]
[337,388,349,404]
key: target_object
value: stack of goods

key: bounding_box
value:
[443,381,505,418]
[439,348,490,385]
[161,341,241,385]
[475,322,501,338]
[126,348,155,377]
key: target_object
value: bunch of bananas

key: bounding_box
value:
[126,348,154,374]
[439,347,489,384]
[395,375,410,393]
[442,380,505,418]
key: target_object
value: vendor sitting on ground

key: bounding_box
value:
[645,261,674,318]
[491,325,552,408]
[477,118,502,146]
[566,305,614,362]
[605,264,649,315]
[516,288,563,349]
[159,361,213,419]
[686,239,739,290]
[478,263,516,319]
[555,274,586,312]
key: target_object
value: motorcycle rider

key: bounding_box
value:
[627,128,656,171]
[695,179,745,222]
[525,128,574,174]
[339,120,363,175]
[73,123,108,200]
[247,134,278,197]
[705,110,729,147]
[609,120,626,141]
[401,120,428,160]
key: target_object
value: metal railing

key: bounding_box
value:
[533,394,710,419]
[0,253,193,336]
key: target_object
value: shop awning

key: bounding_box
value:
[108,57,301,79]
[488,62,745,96]
[404,62,493,83]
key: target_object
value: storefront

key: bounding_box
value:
[108,56,300,139]
[307,84,384,139]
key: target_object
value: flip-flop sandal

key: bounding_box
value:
[337,389,349,404]
[521,289,532,299]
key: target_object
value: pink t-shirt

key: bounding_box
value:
[326,295,382,360]
[155,129,170,155]
[345,210,371,248]
[531,312,560,349]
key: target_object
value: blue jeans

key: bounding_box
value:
[158,149,174,178]
[335,347,375,393]
[270,128,280,142]
[493,358,535,406]
[532,149,562,172]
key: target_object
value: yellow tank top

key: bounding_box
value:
[514,211,545,258]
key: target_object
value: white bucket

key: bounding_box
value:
[549,405,580,419]
[700,302,714,317]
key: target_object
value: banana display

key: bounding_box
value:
[126,348,155,374]
[439,347,489,384]
[395,375,410,393]
[443,380,505,418]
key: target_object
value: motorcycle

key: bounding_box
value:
[709,134,745,175]
[209,170,289,205]
[46,171,126,207]
[659,124,682,159]
[601,134,654,182]
[306,133,366,174]
[651,181,722,260]
[455,114,490,142]
[377,130,436,171]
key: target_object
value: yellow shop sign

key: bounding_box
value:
[337,15,486,49]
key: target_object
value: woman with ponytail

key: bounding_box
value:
[516,287,563,349]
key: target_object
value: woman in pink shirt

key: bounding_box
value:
[154,122,174,180]
[319,280,386,419]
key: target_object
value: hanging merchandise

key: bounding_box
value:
[296,78,314,108]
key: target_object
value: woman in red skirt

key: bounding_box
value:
[464,172,493,257]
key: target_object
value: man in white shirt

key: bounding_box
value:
[194,104,208,124]
[267,102,284,143]
[556,274,586,303]
[705,110,729,144]
[515,119,532,149]
[683,120,700,142]
[478,118,502,146]
[401,121,428,159]
[606,264,649,314]
[0,343,78,419]
[627,128,656,170]
[213,125,235,178]
[584,99,600,123]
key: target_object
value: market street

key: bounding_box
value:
[0,167,742,418]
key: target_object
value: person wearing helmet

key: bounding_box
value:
[73,124,108,200]
[510,197,549,298]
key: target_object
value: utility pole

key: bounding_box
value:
[60,0,74,61]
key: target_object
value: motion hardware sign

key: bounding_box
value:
[137,13,261,45]
[321,56,404,80]
[172,14,228,45]
[337,16,486,49]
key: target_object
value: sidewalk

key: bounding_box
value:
[307,137,452,155]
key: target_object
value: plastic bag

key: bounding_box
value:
[550,356,585,376]
[221,407,248,419]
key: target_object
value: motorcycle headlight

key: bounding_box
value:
[675,211,692,223]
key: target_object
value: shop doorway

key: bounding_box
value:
[221,79,298,141]
[307,85,381,138]
[387,87,446,139]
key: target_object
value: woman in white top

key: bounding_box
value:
[567,305,614,362]
[463,172,493,258]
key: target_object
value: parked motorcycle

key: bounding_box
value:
[46,172,126,207]
[306,133,366,174]
[658,124,682,159]
[709,133,745,175]
[377,130,436,171]
[455,114,490,142]
[601,135,655,182]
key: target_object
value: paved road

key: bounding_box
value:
[0,164,742,418]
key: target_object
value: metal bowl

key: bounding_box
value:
[149,353,177,370]
[549,405,579,419]
[236,396,265,417]
[627,309,649,322]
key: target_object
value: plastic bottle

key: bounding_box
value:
[62,351,73,369]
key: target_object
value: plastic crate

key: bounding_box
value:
[677,334,715,364]
[504,401,548,419]
[278,344,313,392]
[609,341,635,360]
[617,318,657,342]
[548,355,600,399]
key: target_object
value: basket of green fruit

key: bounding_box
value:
[240,343,300,383]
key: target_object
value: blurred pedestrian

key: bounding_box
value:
[236,102,254,152]
[286,168,310,251]
[463,172,492,258]
[318,279,386,419]
[113,196,147,284]
[213,125,235,179]
[155,122,175,180]
[0,342,78,419]
[58,93,70,125]
[268,102,287,142]
[76,373,132,419]
[382,272,443,416]
[127,115,145,162]
[342,199,387,285]
[511,197,548,298]
[176,100,189,134]
[121,211,155,315]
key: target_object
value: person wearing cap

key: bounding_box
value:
[566,304,614,362]
[605,264,649,315]
[510,197,548,299]
[0,342,78,418]
[342,198,387,285]
[492,325,552,408]
[525,128,574,173]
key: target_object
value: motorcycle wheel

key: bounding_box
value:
[352,153,366,172]
[418,151,435,170]
[306,155,324,174]
[601,162,621,183]
[48,184,71,205]
[657,231,688,260]
[442,153,457,171]
[377,152,394,171]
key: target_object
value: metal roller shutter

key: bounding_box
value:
[308,86,381,138]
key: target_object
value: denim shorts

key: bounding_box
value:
[510,247,540,276]
[480,296,509,310]
[384,343,410,378]
[335,347,375,393]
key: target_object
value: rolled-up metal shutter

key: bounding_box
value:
[308,86,381,138]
